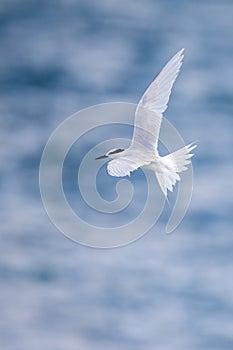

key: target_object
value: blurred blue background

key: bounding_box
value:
[1,0,233,349]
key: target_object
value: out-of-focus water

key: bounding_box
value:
[1,1,233,349]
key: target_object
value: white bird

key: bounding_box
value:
[96,49,196,198]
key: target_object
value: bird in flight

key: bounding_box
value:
[96,49,196,198]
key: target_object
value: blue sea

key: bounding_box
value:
[1,0,233,349]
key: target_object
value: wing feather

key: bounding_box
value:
[107,150,151,177]
[107,158,139,177]
[130,49,184,152]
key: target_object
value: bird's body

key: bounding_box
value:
[96,49,196,198]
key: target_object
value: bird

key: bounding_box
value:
[96,49,196,198]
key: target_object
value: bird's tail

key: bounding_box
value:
[155,143,196,198]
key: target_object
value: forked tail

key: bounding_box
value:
[155,143,196,198]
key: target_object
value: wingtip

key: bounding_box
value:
[179,48,185,55]
[173,48,185,66]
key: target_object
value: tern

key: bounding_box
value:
[96,49,196,198]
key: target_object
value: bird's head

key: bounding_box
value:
[95,148,124,160]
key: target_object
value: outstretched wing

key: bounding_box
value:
[130,49,184,152]
[107,158,139,177]
[107,149,151,177]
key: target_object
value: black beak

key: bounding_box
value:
[95,154,108,160]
